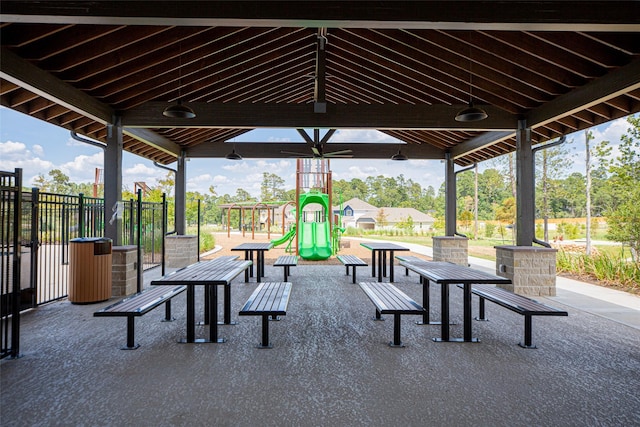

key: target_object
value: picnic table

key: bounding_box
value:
[359,242,409,282]
[399,261,511,343]
[231,242,273,282]
[151,258,251,343]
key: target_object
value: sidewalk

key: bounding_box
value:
[345,237,640,330]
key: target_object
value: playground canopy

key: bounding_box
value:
[1,2,638,167]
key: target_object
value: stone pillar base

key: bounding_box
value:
[495,246,558,296]
[112,245,138,297]
[432,236,468,266]
[165,235,198,268]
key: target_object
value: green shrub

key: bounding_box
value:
[556,248,639,293]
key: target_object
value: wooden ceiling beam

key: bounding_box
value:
[122,102,516,130]
[0,47,113,123]
[186,141,446,160]
[3,1,638,31]
[526,58,640,129]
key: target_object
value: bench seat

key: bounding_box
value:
[462,284,568,348]
[273,255,298,281]
[94,285,186,349]
[239,281,292,348]
[337,254,368,283]
[359,281,425,347]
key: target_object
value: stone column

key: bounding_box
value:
[165,235,198,268]
[111,245,138,296]
[495,246,558,296]
[432,236,468,266]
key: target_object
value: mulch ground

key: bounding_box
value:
[201,232,414,265]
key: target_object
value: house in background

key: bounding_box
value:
[334,198,435,231]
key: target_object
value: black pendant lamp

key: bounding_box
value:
[455,38,487,122]
[225,147,242,160]
[163,100,196,119]
[455,101,488,122]
[391,148,408,161]
[163,44,196,119]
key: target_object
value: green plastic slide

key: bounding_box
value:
[297,190,332,260]
[271,226,296,247]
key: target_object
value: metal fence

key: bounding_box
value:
[7,186,167,307]
[1,168,22,359]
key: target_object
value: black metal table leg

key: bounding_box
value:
[389,250,395,282]
[208,283,225,343]
[371,251,376,277]
[222,283,237,325]
[185,285,195,343]
[382,251,387,277]
[377,251,383,282]
[433,283,450,342]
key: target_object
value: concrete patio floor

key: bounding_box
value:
[1,262,639,426]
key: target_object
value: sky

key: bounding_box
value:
[0,106,633,198]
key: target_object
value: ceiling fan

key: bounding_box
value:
[281,129,353,158]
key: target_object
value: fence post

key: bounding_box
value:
[136,189,143,293]
[78,193,85,238]
[11,168,23,358]
[197,199,201,261]
[162,193,167,276]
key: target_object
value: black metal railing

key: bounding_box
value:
[1,168,22,359]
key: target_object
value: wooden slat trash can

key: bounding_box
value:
[69,237,112,304]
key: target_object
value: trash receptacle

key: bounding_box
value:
[69,237,112,304]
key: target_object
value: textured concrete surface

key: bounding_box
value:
[2,263,639,426]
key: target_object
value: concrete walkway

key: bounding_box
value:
[2,251,639,426]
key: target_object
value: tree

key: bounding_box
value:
[535,139,573,241]
[260,172,285,201]
[376,208,388,228]
[585,130,594,255]
[494,197,516,244]
[596,115,640,261]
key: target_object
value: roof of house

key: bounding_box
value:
[374,207,435,223]
[335,197,378,212]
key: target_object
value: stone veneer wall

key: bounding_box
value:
[165,235,198,268]
[432,236,468,266]
[111,245,138,297]
[495,246,558,296]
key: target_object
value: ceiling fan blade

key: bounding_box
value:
[325,154,354,158]
[324,149,353,156]
[280,150,311,157]
[311,146,322,156]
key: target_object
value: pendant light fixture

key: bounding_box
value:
[391,147,408,161]
[225,144,242,160]
[455,36,487,122]
[163,43,196,119]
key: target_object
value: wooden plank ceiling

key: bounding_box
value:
[1,1,639,166]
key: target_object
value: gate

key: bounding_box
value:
[1,168,22,359]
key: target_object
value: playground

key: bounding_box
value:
[221,159,348,262]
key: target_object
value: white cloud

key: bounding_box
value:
[32,144,44,156]
[0,140,55,186]
[331,129,402,143]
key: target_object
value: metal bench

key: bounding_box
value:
[273,255,298,281]
[461,284,568,348]
[359,281,426,347]
[94,285,187,349]
[337,254,368,283]
[395,255,431,276]
[239,281,292,348]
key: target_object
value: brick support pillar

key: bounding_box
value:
[165,235,198,268]
[432,236,468,266]
[111,245,138,296]
[495,246,558,296]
